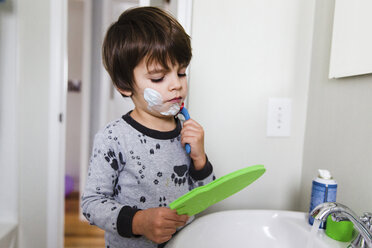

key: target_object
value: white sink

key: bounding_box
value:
[166,210,349,248]
[0,222,17,248]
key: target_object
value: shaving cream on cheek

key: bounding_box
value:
[143,88,181,116]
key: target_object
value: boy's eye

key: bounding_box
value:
[178,73,187,77]
[151,77,164,83]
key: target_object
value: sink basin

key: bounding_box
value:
[0,222,17,248]
[166,210,349,248]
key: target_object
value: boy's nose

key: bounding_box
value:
[169,74,183,91]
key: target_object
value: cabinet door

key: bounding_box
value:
[329,0,372,78]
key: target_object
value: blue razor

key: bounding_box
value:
[180,106,191,154]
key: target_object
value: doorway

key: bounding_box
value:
[65,0,105,247]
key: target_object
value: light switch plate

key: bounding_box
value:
[267,98,292,137]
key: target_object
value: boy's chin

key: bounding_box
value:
[160,103,181,116]
[148,103,181,117]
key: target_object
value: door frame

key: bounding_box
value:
[47,1,68,248]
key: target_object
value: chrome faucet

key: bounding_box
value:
[310,202,372,248]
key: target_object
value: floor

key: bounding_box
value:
[64,192,105,248]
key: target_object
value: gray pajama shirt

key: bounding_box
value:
[81,112,215,248]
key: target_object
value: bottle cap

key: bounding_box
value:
[318,169,332,179]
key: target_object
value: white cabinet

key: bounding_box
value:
[329,0,372,78]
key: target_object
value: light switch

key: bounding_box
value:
[267,98,292,137]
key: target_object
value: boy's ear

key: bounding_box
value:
[117,88,132,97]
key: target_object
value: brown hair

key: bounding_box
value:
[102,7,192,96]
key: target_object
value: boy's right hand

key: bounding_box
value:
[132,207,189,244]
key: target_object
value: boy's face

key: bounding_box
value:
[122,58,188,117]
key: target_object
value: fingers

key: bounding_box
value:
[164,210,189,225]
[156,235,173,244]
[161,209,188,228]
[181,118,203,132]
[180,119,204,146]
[154,210,188,243]
[181,119,206,167]
[138,208,189,244]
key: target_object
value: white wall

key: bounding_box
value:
[189,0,315,212]
[107,0,137,122]
[0,0,18,224]
[299,0,372,215]
[89,0,106,149]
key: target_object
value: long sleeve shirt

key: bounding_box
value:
[81,112,215,248]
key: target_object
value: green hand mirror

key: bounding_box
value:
[170,164,266,216]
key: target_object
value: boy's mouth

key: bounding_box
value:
[168,97,182,103]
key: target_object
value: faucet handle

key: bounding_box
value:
[361,213,372,224]
[361,213,372,231]
[349,212,372,248]
[331,212,349,222]
[362,212,372,218]
[363,212,372,217]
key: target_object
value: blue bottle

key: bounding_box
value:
[308,169,337,229]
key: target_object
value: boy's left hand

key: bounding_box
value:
[180,119,206,170]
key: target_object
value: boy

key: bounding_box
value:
[81,6,215,248]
